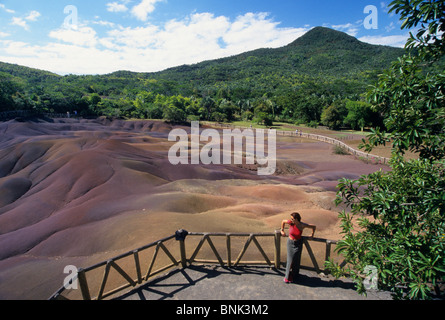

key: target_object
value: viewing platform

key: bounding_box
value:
[49,230,392,301]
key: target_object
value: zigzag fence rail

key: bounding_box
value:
[49,230,341,300]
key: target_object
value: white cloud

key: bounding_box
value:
[0,12,309,75]
[131,0,163,21]
[0,32,10,38]
[107,2,128,13]
[26,11,41,21]
[49,27,98,47]
[92,20,116,28]
[330,23,360,37]
[223,13,306,51]
[0,40,123,75]
[359,34,409,48]
[11,17,28,30]
[10,10,41,30]
[0,40,51,59]
[106,12,307,68]
[107,25,160,48]
[0,4,15,14]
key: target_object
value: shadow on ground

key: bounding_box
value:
[117,265,392,300]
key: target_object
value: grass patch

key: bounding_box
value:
[333,145,350,155]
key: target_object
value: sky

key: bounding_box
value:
[0,0,414,75]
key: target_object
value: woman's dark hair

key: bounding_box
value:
[291,212,301,222]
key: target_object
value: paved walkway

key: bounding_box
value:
[117,265,392,301]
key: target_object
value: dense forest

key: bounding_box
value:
[0,27,405,129]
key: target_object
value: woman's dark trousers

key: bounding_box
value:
[285,238,303,281]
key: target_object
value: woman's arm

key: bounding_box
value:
[280,220,288,237]
[305,224,316,238]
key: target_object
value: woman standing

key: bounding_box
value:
[280,212,316,283]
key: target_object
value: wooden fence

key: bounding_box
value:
[204,122,390,165]
[49,230,340,300]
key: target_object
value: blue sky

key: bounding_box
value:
[0,0,412,75]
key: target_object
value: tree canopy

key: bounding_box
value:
[327,0,445,300]
[1,27,403,126]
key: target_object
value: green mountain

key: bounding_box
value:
[147,26,403,84]
[0,27,404,124]
[0,61,59,81]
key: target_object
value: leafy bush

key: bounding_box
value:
[307,120,319,128]
[333,145,349,155]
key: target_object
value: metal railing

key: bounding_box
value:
[49,230,340,300]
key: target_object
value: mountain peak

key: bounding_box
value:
[288,26,361,48]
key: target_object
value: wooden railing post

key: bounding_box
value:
[274,229,281,269]
[175,229,189,268]
[179,239,187,268]
[325,240,332,263]
[226,234,232,267]
[133,250,142,284]
[77,268,91,300]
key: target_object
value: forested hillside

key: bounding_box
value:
[0,27,404,128]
